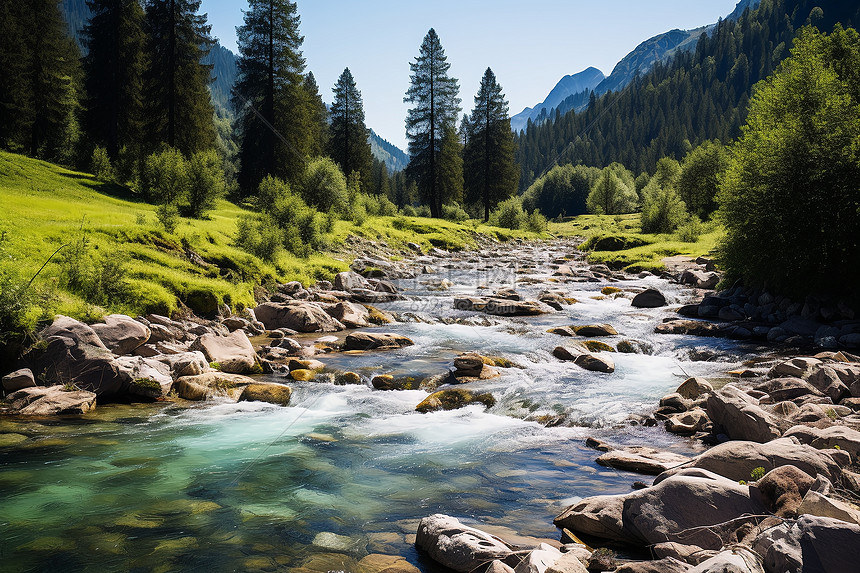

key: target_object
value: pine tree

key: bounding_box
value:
[438,125,463,207]
[83,0,147,158]
[304,72,328,158]
[464,68,519,221]
[143,0,216,156]
[328,67,373,193]
[0,2,32,152]
[404,28,460,217]
[234,0,310,193]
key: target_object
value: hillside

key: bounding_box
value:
[370,130,409,173]
[515,0,860,186]
[510,67,605,132]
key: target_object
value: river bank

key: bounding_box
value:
[2,236,858,572]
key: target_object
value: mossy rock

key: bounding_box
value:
[364,305,394,325]
[581,234,650,252]
[483,355,516,368]
[601,286,623,295]
[334,372,362,385]
[372,375,419,390]
[582,340,615,353]
[239,383,292,406]
[290,369,316,382]
[184,288,219,317]
[415,389,496,413]
[0,433,29,447]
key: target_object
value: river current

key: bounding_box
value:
[0,241,758,572]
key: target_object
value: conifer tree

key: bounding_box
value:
[464,68,519,221]
[83,0,147,158]
[234,0,310,193]
[328,68,373,193]
[438,125,464,207]
[404,28,460,217]
[304,72,329,158]
[143,0,216,156]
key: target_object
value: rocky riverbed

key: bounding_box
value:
[2,235,859,572]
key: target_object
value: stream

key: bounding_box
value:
[0,240,762,572]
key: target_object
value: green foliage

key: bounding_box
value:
[490,197,525,230]
[186,149,226,218]
[717,26,860,296]
[523,164,600,218]
[234,213,283,262]
[640,179,688,234]
[405,28,461,217]
[328,68,373,192]
[142,147,189,204]
[678,140,730,219]
[675,216,704,243]
[463,68,519,220]
[155,203,180,233]
[91,146,115,182]
[441,203,469,222]
[587,164,638,215]
[523,210,547,233]
[302,157,349,213]
[438,126,464,208]
[750,467,766,481]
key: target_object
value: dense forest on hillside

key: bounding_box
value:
[515,0,860,188]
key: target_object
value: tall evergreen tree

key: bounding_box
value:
[143,0,216,156]
[438,125,464,207]
[404,28,460,218]
[233,0,310,193]
[0,2,32,152]
[328,67,372,193]
[464,68,519,221]
[83,0,147,158]
[304,71,328,158]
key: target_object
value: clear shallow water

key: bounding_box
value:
[0,244,759,572]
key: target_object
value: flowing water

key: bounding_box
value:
[0,242,761,572]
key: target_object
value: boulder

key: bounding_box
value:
[238,383,292,406]
[555,469,766,549]
[326,301,371,328]
[596,447,689,475]
[665,408,710,434]
[784,425,860,461]
[796,490,860,526]
[655,320,723,337]
[190,330,259,374]
[513,544,563,573]
[632,288,667,308]
[416,389,496,413]
[415,514,513,573]
[676,377,714,399]
[2,368,36,392]
[754,377,822,402]
[254,302,345,333]
[767,357,822,379]
[288,358,325,371]
[753,515,860,573]
[172,372,255,401]
[454,297,549,316]
[41,315,108,349]
[90,315,151,355]
[807,366,850,403]
[344,332,414,351]
[553,346,615,373]
[757,465,815,517]
[659,437,842,483]
[453,354,500,380]
[706,384,784,443]
[679,270,720,290]
[112,355,173,398]
[351,289,403,303]
[334,271,371,292]
[6,385,97,415]
[156,351,209,379]
[573,324,617,337]
[688,549,764,573]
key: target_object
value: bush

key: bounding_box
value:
[142,147,189,205]
[587,166,638,215]
[302,157,348,213]
[257,175,293,214]
[441,202,469,222]
[678,140,729,220]
[490,197,524,230]
[186,149,225,218]
[156,203,180,233]
[415,204,432,218]
[401,205,418,217]
[91,146,114,182]
[523,209,547,233]
[675,216,704,243]
[522,164,600,218]
[235,214,283,262]
[640,179,688,234]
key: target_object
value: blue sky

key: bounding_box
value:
[203,0,740,149]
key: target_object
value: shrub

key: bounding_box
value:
[678,140,729,220]
[587,166,638,215]
[401,205,418,217]
[415,204,432,218]
[522,164,600,218]
[490,197,525,230]
[91,146,114,182]
[186,149,225,218]
[302,157,348,213]
[235,214,283,262]
[640,179,688,234]
[142,147,189,205]
[523,209,547,233]
[156,203,180,233]
[257,175,292,214]
[675,216,704,243]
[441,202,469,222]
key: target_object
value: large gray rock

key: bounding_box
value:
[767,357,822,379]
[596,447,690,475]
[415,514,513,572]
[658,437,842,484]
[513,543,562,573]
[6,385,97,415]
[2,368,36,392]
[784,425,860,461]
[545,552,589,573]
[689,549,764,573]
[334,271,371,292]
[155,351,209,379]
[344,332,414,351]
[254,301,345,333]
[631,288,667,308]
[41,315,108,349]
[706,384,784,443]
[113,356,174,398]
[796,490,860,526]
[754,377,822,402]
[90,315,150,355]
[190,330,259,374]
[807,365,851,403]
[614,558,691,573]
[555,469,766,550]
[553,346,615,373]
[454,297,549,316]
[753,515,860,573]
[676,377,714,399]
[326,301,370,328]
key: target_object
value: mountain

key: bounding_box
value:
[510,67,605,132]
[514,0,860,187]
[59,0,236,113]
[369,130,408,173]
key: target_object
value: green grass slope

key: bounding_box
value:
[0,151,534,327]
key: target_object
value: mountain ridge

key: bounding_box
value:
[510,67,605,132]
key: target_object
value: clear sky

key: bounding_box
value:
[203,0,740,150]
